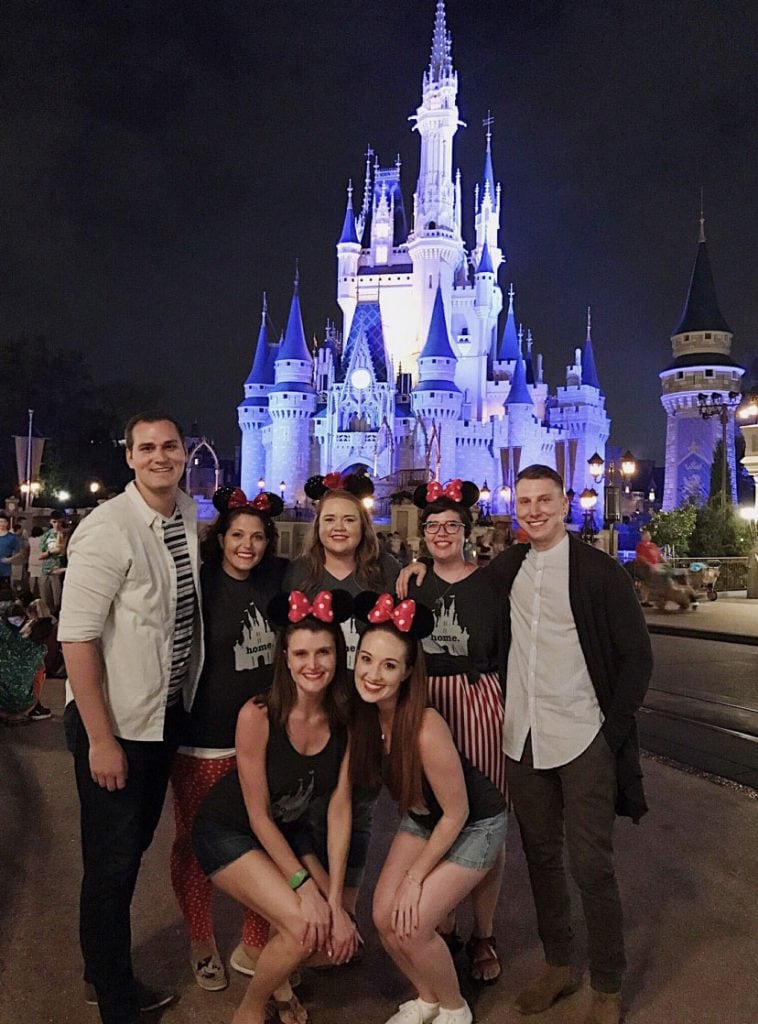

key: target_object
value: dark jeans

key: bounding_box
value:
[507,730,625,993]
[70,702,185,1024]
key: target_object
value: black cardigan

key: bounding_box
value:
[488,533,653,822]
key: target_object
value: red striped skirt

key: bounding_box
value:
[427,671,506,795]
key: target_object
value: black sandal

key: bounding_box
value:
[466,934,501,985]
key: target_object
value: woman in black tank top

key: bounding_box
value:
[193,592,359,1024]
[349,594,507,1024]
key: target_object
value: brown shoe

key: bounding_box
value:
[585,990,622,1024]
[515,963,579,1014]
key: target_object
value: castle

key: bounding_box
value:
[660,217,743,509]
[238,0,610,513]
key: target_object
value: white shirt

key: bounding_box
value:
[503,533,603,769]
[59,482,204,741]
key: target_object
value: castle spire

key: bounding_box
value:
[497,283,520,361]
[581,305,601,389]
[672,217,731,335]
[428,0,454,83]
[338,180,359,245]
[479,112,496,211]
[245,292,273,386]
[277,269,312,363]
[419,283,457,359]
[505,352,533,407]
[699,186,705,243]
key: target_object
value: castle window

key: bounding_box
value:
[676,371,684,380]
[704,369,714,378]
[705,332,712,340]
[684,334,690,341]
[428,275,433,288]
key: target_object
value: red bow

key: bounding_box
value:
[288,590,334,624]
[367,593,416,633]
[323,472,345,491]
[228,488,271,513]
[426,478,463,503]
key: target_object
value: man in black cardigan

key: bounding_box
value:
[489,465,652,1024]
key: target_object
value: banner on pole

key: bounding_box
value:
[14,435,46,486]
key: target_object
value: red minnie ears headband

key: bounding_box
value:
[412,478,480,510]
[304,468,375,502]
[213,486,284,518]
[353,591,434,640]
[267,589,353,628]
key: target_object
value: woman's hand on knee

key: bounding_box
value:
[391,874,422,940]
[328,907,359,964]
[297,878,331,952]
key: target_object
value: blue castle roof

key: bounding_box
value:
[479,137,496,212]
[581,312,601,390]
[419,285,456,359]
[245,301,273,386]
[505,354,533,406]
[673,239,732,336]
[477,240,494,274]
[276,280,312,363]
[497,286,520,361]
[338,185,359,245]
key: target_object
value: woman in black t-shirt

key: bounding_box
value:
[349,595,507,1024]
[193,592,358,1024]
[170,487,286,992]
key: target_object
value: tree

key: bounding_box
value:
[648,505,697,557]
[708,438,733,504]
[689,498,752,557]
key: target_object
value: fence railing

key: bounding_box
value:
[665,556,748,593]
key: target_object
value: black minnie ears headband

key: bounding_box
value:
[304,467,375,502]
[267,589,354,628]
[353,591,434,640]
[412,478,480,510]
[213,486,284,518]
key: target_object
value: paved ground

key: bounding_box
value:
[2,678,758,1024]
[643,594,758,644]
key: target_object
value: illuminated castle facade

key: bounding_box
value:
[238,1,610,510]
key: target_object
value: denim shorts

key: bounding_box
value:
[398,810,508,871]
[192,816,314,879]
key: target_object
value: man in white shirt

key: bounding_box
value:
[491,465,652,1024]
[59,414,203,1024]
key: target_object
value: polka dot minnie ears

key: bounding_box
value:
[353,591,434,641]
[304,467,375,502]
[412,479,480,510]
[213,486,284,518]
[267,589,354,628]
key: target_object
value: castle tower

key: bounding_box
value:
[238,294,274,496]
[411,284,462,482]
[407,0,466,358]
[472,120,503,275]
[268,274,316,499]
[660,217,744,509]
[336,182,362,341]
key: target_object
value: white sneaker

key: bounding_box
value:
[434,1004,473,1024]
[384,998,440,1024]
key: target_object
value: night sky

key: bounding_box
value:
[4,0,756,462]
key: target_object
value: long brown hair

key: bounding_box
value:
[200,508,278,568]
[349,622,428,814]
[300,490,384,592]
[267,618,350,731]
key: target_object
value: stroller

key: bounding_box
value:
[633,562,697,611]
[680,561,720,602]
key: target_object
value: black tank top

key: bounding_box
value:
[196,716,348,833]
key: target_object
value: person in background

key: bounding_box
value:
[0,595,55,724]
[59,413,203,1024]
[39,510,68,612]
[27,525,46,596]
[170,486,286,992]
[0,512,20,596]
[350,593,507,1024]
[9,520,29,594]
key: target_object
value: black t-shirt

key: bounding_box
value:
[283,553,400,668]
[406,751,506,830]
[195,717,348,834]
[182,558,286,749]
[408,568,499,679]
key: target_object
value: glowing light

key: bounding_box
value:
[351,368,371,390]
[579,488,598,511]
[362,496,374,510]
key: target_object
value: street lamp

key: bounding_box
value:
[88,481,101,495]
[258,477,265,492]
[20,480,41,510]
[740,507,758,599]
[279,480,286,503]
[362,496,374,512]
[579,487,598,543]
[479,480,492,525]
[620,451,636,493]
[499,484,511,514]
[697,391,741,509]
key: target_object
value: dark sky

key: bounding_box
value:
[4,0,756,461]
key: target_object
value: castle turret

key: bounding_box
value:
[411,284,462,481]
[407,0,465,356]
[660,216,744,508]
[238,294,274,495]
[268,274,316,499]
[581,307,601,390]
[472,119,503,274]
[336,182,362,342]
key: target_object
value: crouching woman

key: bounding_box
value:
[351,593,508,1024]
[192,590,359,1024]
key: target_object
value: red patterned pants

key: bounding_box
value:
[170,752,270,948]
[427,671,507,794]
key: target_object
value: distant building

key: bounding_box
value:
[660,217,744,509]
[238,1,610,510]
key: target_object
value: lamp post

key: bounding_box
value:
[258,477,265,493]
[479,480,492,525]
[740,507,758,599]
[279,480,286,505]
[499,484,511,515]
[738,395,758,599]
[579,488,598,543]
[697,391,741,509]
[587,450,636,524]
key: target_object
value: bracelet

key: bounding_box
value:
[288,868,311,891]
[405,871,422,887]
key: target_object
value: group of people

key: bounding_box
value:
[56,412,652,1024]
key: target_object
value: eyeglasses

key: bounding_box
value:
[423,521,464,535]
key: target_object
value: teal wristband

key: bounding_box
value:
[288,868,311,891]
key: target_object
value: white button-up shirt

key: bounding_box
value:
[59,482,203,741]
[503,533,603,769]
